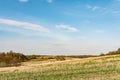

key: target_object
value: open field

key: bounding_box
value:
[0,55,120,80]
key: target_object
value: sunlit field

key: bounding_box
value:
[0,55,120,80]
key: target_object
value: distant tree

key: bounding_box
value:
[106,48,120,55]
[100,53,105,56]
[117,48,120,54]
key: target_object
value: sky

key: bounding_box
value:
[0,0,120,55]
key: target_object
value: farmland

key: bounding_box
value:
[0,55,120,80]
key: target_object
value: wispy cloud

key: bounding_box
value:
[46,0,53,3]
[86,5,100,11]
[19,0,29,3]
[101,0,120,16]
[0,18,50,33]
[56,24,78,32]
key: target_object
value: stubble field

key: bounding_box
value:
[0,55,120,80]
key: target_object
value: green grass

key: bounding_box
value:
[0,55,120,80]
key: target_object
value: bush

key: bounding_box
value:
[54,56,65,61]
[0,50,28,67]
[27,55,37,60]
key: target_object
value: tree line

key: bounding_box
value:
[1,48,120,67]
[100,48,120,56]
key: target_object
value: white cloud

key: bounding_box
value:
[0,18,50,33]
[46,0,53,3]
[87,5,100,11]
[56,24,78,32]
[19,0,29,2]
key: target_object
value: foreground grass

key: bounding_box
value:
[0,55,120,80]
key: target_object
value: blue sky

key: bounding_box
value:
[0,0,120,55]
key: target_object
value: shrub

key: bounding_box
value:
[54,56,65,61]
[27,55,37,60]
[0,50,28,67]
